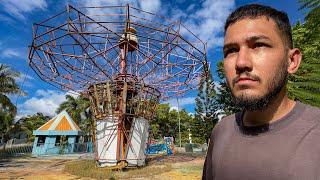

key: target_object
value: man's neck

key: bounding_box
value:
[243,90,296,127]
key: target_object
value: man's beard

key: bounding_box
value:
[231,60,288,111]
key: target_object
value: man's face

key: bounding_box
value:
[223,17,289,110]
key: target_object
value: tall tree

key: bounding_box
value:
[0,64,25,95]
[215,61,241,116]
[288,1,320,107]
[151,103,171,139]
[0,64,25,142]
[193,63,219,143]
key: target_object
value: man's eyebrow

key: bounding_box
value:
[223,43,237,52]
[245,35,271,42]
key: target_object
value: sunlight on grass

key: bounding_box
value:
[176,165,203,174]
[64,160,172,179]
[64,160,116,179]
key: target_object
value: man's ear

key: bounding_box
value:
[287,48,302,74]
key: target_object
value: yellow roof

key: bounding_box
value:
[37,110,81,131]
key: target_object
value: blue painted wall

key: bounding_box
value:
[32,135,83,156]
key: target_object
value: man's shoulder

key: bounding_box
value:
[219,114,236,125]
[209,113,240,141]
[214,113,240,133]
[303,103,320,112]
[299,102,320,119]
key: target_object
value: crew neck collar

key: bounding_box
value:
[235,101,305,136]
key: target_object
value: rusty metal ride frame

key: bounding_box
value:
[28,4,207,165]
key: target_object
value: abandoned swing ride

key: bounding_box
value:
[28,4,207,168]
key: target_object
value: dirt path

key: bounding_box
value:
[0,157,77,179]
[0,155,205,179]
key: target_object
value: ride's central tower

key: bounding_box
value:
[88,24,161,167]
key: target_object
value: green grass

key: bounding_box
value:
[64,160,172,179]
[117,164,172,179]
[176,165,203,174]
[64,160,116,179]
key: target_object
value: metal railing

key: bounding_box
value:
[0,142,93,157]
[0,143,33,157]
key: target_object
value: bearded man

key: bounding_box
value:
[203,4,320,180]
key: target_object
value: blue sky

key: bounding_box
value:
[0,0,305,118]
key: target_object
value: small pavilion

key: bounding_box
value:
[32,110,83,156]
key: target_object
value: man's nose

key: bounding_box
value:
[235,47,253,73]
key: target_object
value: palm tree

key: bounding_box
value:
[0,94,17,116]
[56,95,93,136]
[56,95,90,123]
[0,63,25,143]
[0,64,25,95]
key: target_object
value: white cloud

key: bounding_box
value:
[186,4,196,12]
[1,48,27,59]
[181,0,235,48]
[1,0,47,20]
[69,0,145,32]
[73,0,161,24]
[139,0,161,13]
[163,97,196,111]
[65,0,232,49]
[73,0,161,11]
[17,89,66,118]
[1,48,20,58]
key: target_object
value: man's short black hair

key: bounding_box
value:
[224,4,293,49]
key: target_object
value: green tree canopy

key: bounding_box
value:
[14,113,50,142]
[215,61,241,116]
[0,64,25,143]
[288,1,320,107]
[151,103,194,144]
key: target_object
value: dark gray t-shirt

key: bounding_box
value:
[203,102,320,180]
